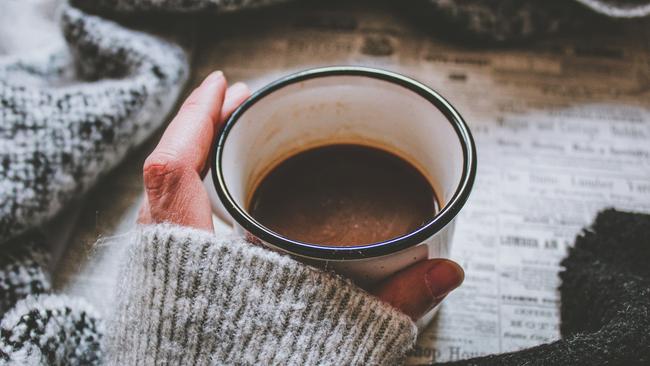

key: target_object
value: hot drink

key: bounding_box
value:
[248,144,439,247]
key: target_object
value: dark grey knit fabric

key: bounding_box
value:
[0,5,188,244]
[440,209,650,366]
[0,234,103,365]
[0,294,103,365]
[73,0,289,13]
[74,0,650,18]
[424,0,587,42]
[73,0,650,42]
[426,0,650,38]
[0,233,50,315]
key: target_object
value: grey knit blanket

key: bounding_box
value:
[0,6,188,242]
[1,0,649,364]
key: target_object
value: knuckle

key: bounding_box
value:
[142,151,187,194]
[180,93,204,114]
[180,109,214,129]
[178,95,215,127]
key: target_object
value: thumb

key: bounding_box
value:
[371,259,464,321]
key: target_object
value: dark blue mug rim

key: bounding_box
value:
[212,66,477,260]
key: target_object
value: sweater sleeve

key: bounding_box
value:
[106,224,417,366]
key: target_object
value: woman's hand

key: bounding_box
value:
[138,71,464,321]
[138,71,248,231]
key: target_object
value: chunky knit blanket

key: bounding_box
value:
[1,0,649,364]
[0,6,188,242]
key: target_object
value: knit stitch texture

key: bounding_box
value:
[575,0,650,17]
[0,5,188,243]
[0,230,104,365]
[73,0,290,13]
[73,0,650,43]
[424,0,587,42]
[0,233,50,315]
[0,294,102,365]
[107,224,418,365]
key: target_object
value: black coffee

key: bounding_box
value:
[248,144,438,247]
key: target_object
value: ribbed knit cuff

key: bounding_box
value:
[107,224,416,365]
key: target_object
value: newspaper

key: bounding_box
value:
[52,3,650,364]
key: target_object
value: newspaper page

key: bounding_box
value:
[53,3,650,364]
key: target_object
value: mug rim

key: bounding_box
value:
[212,65,477,260]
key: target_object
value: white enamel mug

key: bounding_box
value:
[204,66,476,324]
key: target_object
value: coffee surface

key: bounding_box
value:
[248,144,438,246]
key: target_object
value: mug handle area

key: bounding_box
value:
[203,169,234,226]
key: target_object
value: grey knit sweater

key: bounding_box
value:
[107,224,417,365]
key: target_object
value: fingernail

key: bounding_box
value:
[204,70,224,84]
[424,260,464,300]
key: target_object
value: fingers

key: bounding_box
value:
[141,162,215,231]
[220,82,251,123]
[149,71,227,175]
[372,259,464,321]
[147,74,250,177]
[141,72,250,231]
